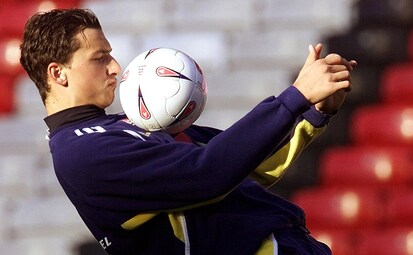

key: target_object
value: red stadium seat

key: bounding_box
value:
[380,63,413,104]
[385,188,413,226]
[0,36,24,76]
[351,104,413,146]
[319,146,413,187]
[0,0,19,4]
[0,75,16,114]
[0,0,81,36]
[357,227,413,255]
[291,187,384,229]
[310,229,357,255]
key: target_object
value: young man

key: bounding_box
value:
[20,8,356,255]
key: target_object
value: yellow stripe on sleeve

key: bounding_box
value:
[121,212,159,230]
[251,119,326,187]
[121,195,227,230]
[255,234,278,255]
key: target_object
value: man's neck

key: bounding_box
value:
[45,97,71,116]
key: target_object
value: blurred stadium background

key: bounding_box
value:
[1,0,413,254]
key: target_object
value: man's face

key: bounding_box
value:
[64,28,121,109]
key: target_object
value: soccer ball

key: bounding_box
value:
[119,48,207,134]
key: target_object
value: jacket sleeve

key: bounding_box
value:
[249,115,325,187]
[250,106,333,187]
[52,86,313,226]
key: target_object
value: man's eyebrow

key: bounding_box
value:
[92,48,112,56]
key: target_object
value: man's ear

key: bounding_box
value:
[48,62,68,85]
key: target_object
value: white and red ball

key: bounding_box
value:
[119,48,207,134]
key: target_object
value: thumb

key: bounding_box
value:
[303,43,322,67]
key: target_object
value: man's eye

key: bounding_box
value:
[95,55,108,63]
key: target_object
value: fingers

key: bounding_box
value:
[303,43,323,67]
[313,43,323,59]
[329,64,350,73]
[332,67,353,92]
[328,65,354,90]
[317,58,354,95]
[324,54,355,92]
[324,53,341,64]
[332,70,351,82]
[329,66,352,92]
[349,60,358,69]
[325,53,357,71]
[323,55,353,81]
[293,44,357,105]
[342,59,357,71]
[336,80,352,92]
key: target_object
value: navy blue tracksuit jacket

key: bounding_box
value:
[45,86,332,255]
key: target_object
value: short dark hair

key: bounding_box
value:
[20,9,102,104]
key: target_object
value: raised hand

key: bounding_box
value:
[293,44,357,112]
